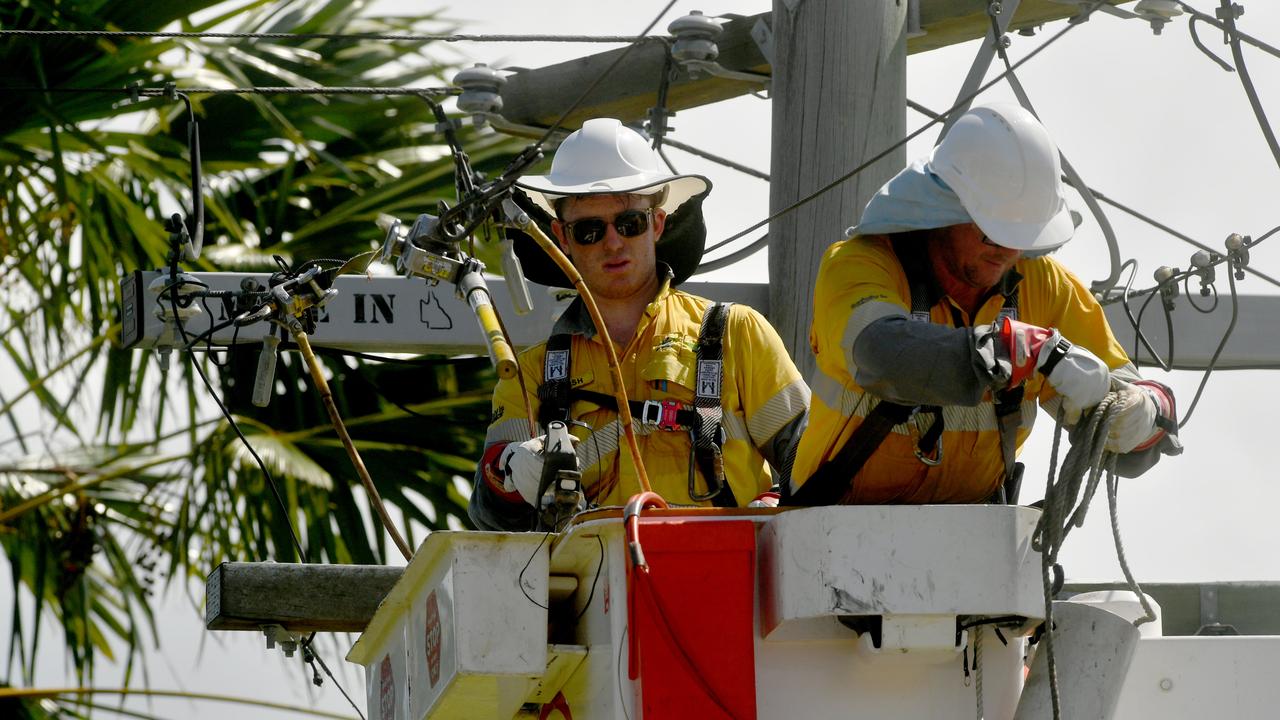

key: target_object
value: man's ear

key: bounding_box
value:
[651,208,667,241]
[551,219,571,256]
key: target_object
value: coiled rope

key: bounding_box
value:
[1030,394,1156,720]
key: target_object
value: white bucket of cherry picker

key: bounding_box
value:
[347,532,551,720]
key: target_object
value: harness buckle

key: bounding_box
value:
[641,399,684,431]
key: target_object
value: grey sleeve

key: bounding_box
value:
[759,411,808,487]
[852,316,1007,407]
[467,448,537,531]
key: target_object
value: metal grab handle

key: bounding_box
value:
[500,237,534,315]
[251,331,281,408]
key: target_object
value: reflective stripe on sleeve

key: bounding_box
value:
[485,417,535,445]
[841,300,909,374]
[746,378,811,444]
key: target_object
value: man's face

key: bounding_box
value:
[933,222,1021,293]
[551,193,667,302]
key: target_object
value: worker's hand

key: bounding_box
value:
[1106,380,1173,453]
[500,435,548,507]
[998,318,1110,423]
[1039,339,1110,424]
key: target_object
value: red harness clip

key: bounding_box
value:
[641,399,685,431]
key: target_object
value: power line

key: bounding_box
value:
[713,2,1100,251]
[0,29,655,43]
[7,84,458,97]
[533,2,677,149]
[663,138,769,181]
[909,97,1280,293]
[1090,190,1280,291]
[1174,1,1280,61]
[696,234,769,274]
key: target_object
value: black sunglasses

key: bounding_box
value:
[563,209,652,246]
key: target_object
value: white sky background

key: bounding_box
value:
[9,1,1280,718]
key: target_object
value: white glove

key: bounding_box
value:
[997,319,1109,424]
[1037,333,1110,424]
[1105,381,1162,453]
[500,436,548,507]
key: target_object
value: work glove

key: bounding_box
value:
[499,436,549,507]
[499,428,579,507]
[999,318,1110,424]
[1106,379,1174,454]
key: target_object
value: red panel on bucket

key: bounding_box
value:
[629,519,757,719]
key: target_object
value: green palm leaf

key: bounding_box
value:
[1,0,520,694]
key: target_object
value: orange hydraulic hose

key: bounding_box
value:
[293,327,414,561]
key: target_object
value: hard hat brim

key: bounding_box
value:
[969,198,1075,253]
[504,178,713,289]
[515,173,710,218]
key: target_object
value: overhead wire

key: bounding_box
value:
[1188,14,1235,71]
[712,3,1102,251]
[0,29,655,43]
[163,280,368,720]
[1119,260,1175,371]
[907,100,1280,292]
[8,84,459,97]
[697,235,769,274]
[146,95,367,714]
[1173,1,1280,61]
[662,138,770,181]
[532,1,678,149]
[1211,0,1280,173]
[985,5,1124,294]
[1177,255,1242,428]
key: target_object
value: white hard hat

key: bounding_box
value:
[510,118,713,287]
[926,104,1074,252]
[516,118,709,217]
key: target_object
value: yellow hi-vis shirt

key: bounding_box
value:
[484,282,809,507]
[791,235,1131,504]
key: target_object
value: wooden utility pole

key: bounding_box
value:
[768,0,909,378]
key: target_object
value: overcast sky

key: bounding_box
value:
[12,1,1280,717]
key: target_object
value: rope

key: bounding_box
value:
[1031,391,1160,720]
[973,625,985,720]
[0,29,656,43]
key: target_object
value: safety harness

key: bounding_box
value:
[538,302,738,507]
[788,240,1024,506]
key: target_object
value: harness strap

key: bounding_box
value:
[536,303,737,507]
[692,302,735,507]
[537,333,573,428]
[567,389,701,431]
[786,401,916,506]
